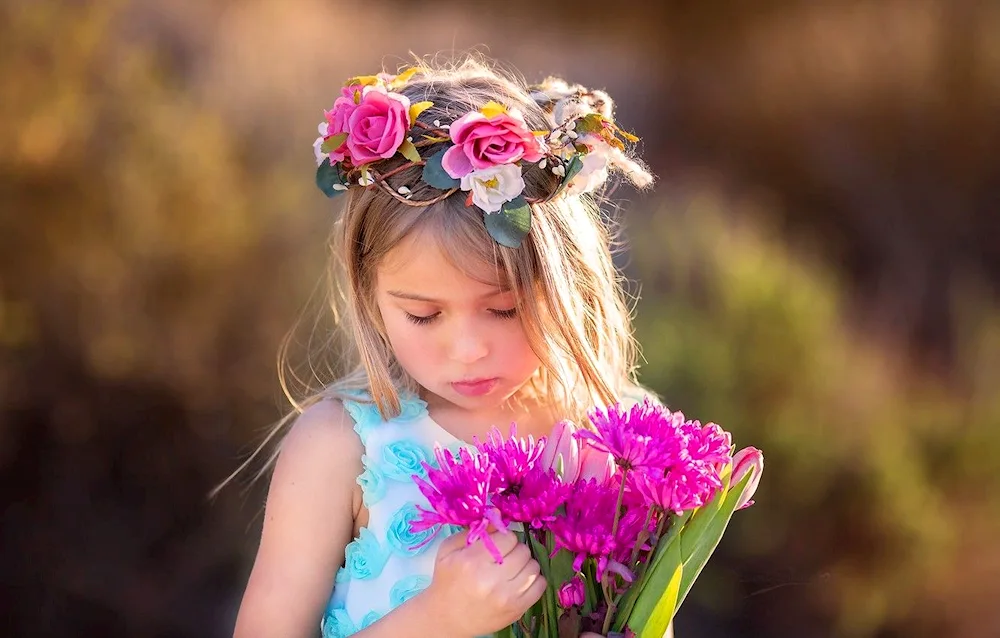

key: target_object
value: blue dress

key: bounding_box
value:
[320,390,472,637]
[321,386,656,636]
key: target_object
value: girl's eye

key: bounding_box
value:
[404,312,439,326]
[491,307,518,320]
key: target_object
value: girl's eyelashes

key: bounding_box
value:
[404,312,439,326]
[402,308,518,325]
[491,307,518,320]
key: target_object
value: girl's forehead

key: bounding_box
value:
[377,230,510,295]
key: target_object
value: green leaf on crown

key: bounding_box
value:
[398,139,422,164]
[549,154,585,198]
[421,149,460,189]
[486,195,531,248]
[315,158,348,197]
[574,113,604,134]
[320,132,347,154]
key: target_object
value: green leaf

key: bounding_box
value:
[526,531,551,576]
[486,196,531,248]
[320,132,347,153]
[315,158,347,198]
[398,138,421,163]
[563,154,584,183]
[493,625,515,638]
[550,154,585,198]
[613,511,690,632]
[638,545,683,638]
[548,548,577,599]
[421,148,460,189]
[623,472,753,635]
[673,472,752,614]
[574,113,606,135]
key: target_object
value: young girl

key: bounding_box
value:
[231,56,662,638]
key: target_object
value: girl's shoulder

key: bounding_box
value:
[619,382,664,408]
[278,398,365,471]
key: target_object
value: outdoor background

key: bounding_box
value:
[2,0,999,637]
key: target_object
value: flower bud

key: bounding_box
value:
[557,576,586,608]
[731,446,764,509]
[541,420,581,481]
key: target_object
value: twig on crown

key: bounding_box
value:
[375,161,425,182]
[375,180,458,206]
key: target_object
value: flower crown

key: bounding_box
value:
[313,67,651,248]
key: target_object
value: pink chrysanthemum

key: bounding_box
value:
[479,425,570,528]
[629,419,733,515]
[411,446,507,562]
[477,424,545,490]
[577,398,684,471]
[494,466,571,528]
[550,479,619,579]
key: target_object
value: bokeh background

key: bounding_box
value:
[2,0,999,636]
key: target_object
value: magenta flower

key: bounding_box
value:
[317,84,362,163]
[494,466,571,528]
[478,425,570,528]
[550,479,619,579]
[411,446,507,562]
[628,419,733,515]
[477,424,545,490]
[345,85,411,165]
[577,398,682,471]
[558,576,586,608]
[441,107,544,178]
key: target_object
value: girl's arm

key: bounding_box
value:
[234,400,361,638]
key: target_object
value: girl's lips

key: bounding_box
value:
[451,377,500,397]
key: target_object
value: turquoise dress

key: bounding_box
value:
[320,391,472,637]
[320,386,657,637]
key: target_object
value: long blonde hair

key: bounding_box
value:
[216,56,651,493]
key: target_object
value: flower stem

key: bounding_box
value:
[629,507,656,565]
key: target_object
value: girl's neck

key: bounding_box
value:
[420,388,563,442]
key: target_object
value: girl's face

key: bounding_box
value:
[374,229,542,414]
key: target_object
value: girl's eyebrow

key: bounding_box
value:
[386,287,511,303]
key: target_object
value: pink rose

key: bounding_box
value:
[345,86,411,165]
[441,109,544,178]
[320,84,362,163]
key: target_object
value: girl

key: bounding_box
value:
[231,56,661,638]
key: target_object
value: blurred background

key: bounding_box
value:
[2,0,999,636]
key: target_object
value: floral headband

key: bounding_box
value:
[313,67,650,248]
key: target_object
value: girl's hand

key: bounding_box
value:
[417,528,546,636]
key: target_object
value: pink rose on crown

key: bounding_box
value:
[314,84,363,165]
[345,85,411,165]
[441,106,544,179]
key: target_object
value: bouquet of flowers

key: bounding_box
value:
[408,398,764,638]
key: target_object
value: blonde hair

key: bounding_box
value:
[216,56,651,493]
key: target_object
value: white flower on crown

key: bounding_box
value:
[562,134,612,196]
[460,164,525,213]
[313,122,330,165]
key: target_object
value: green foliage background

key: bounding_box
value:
[1,2,997,637]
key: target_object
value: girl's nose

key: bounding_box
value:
[449,326,489,364]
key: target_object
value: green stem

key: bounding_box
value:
[630,507,656,565]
